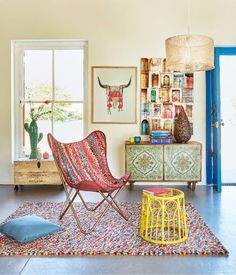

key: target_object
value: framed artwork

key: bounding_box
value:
[162,103,173,119]
[186,104,193,118]
[163,119,173,133]
[152,103,162,118]
[152,118,161,130]
[159,88,170,103]
[92,66,137,124]
[140,57,195,135]
[161,73,172,88]
[173,73,184,88]
[184,73,194,89]
[171,88,182,103]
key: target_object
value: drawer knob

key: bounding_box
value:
[37,161,41,168]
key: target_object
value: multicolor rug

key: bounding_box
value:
[0,201,228,256]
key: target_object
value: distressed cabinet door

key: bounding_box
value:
[164,143,201,181]
[126,144,163,181]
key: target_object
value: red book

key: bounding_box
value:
[143,187,171,196]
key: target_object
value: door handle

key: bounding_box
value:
[212,119,224,128]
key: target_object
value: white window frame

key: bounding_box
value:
[11,39,88,161]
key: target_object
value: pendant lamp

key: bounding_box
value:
[165,34,214,73]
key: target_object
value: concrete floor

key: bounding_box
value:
[0,184,235,275]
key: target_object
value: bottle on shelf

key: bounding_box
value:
[141,119,150,135]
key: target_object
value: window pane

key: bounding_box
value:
[24,103,52,157]
[53,103,83,142]
[24,50,52,101]
[54,50,84,101]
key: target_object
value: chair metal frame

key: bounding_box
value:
[48,131,129,235]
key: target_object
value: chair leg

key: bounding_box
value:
[99,188,129,221]
[108,193,129,220]
[59,176,129,234]
[60,182,74,217]
[78,191,108,211]
[60,189,80,220]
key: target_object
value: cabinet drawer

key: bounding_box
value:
[14,160,61,185]
[164,144,201,181]
[126,144,163,181]
[14,160,58,173]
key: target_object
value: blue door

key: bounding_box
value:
[206,47,236,192]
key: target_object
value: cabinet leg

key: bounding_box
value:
[187,181,197,191]
[129,181,134,190]
[14,185,19,192]
[191,182,196,191]
[187,182,191,189]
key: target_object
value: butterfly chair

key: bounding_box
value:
[47,130,130,235]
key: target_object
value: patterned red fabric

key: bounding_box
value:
[48,131,130,193]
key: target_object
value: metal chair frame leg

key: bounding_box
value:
[60,184,128,235]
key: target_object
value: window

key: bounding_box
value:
[12,40,88,159]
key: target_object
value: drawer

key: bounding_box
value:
[14,160,58,173]
[14,160,61,185]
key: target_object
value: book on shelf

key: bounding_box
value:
[150,129,171,137]
[150,136,173,144]
[150,132,170,137]
[152,129,169,133]
[143,186,171,196]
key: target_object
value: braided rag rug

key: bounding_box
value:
[0,201,228,256]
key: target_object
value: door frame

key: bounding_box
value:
[206,46,236,192]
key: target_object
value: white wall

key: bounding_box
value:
[0,0,236,184]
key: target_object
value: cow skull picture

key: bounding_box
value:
[98,77,132,114]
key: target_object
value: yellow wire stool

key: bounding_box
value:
[140,188,188,244]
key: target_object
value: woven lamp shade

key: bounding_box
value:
[165,34,214,72]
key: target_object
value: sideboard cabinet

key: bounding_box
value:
[125,141,202,191]
[14,159,61,190]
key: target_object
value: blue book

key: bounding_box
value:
[151,132,170,137]
[150,137,173,144]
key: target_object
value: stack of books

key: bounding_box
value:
[143,186,172,197]
[150,130,173,144]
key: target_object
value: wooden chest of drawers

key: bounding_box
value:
[14,159,61,186]
[125,141,202,191]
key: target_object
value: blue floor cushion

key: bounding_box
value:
[0,215,62,243]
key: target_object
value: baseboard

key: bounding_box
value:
[0,178,13,185]
[132,182,206,186]
[222,183,236,186]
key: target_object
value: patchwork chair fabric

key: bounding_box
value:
[48,130,130,234]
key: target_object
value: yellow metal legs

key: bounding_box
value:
[140,188,188,244]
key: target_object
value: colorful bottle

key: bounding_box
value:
[141,119,149,135]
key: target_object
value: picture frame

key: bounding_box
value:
[151,73,160,88]
[185,104,193,118]
[159,88,170,103]
[182,95,194,103]
[171,88,182,103]
[162,119,173,133]
[152,103,162,118]
[151,118,161,131]
[174,104,184,119]
[92,66,137,124]
[161,73,172,88]
[162,103,173,119]
[173,73,184,88]
[184,73,194,89]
